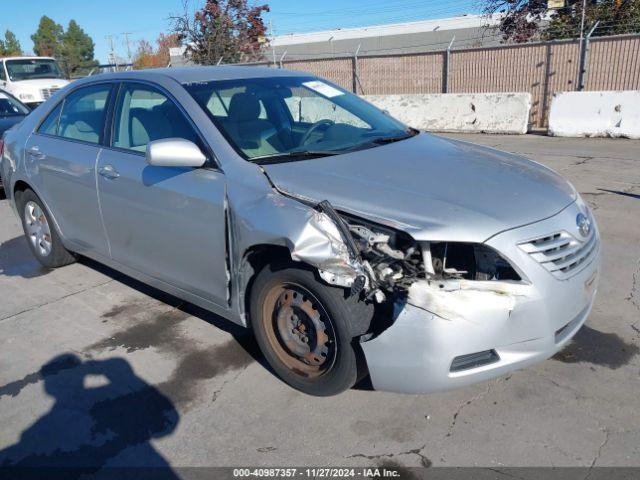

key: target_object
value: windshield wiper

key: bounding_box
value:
[251,150,340,164]
[346,128,419,152]
[372,129,419,144]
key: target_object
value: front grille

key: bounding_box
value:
[40,87,60,100]
[518,227,598,280]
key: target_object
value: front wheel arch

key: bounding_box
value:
[240,244,375,336]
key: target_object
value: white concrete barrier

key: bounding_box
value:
[548,91,640,139]
[364,93,532,134]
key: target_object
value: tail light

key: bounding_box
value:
[0,139,4,157]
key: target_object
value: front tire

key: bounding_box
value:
[18,189,76,268]
[250,262,373,396]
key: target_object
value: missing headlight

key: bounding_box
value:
[341,214,425,293]
[428,242,521,281]
[335,212,521,305]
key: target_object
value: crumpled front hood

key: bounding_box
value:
[262,133,576,242]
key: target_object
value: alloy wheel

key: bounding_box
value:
[24,201,52,257]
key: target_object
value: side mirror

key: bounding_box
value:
[146,138,207,168]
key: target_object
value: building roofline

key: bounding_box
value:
[272,13,503,46]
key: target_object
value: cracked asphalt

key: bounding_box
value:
[0,134,639,470]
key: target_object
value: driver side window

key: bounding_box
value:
[113,83,201,153]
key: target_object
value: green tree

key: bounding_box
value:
[31,16,63,56]
[59,20,98,77]
[0,30,23,56]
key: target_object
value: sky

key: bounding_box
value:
[1,0,479,64]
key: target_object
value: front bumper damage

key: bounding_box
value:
[276,173,600,394]
[288,194,600,394]
[361,202,600,394]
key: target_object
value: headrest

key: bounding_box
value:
[228,93,261,122]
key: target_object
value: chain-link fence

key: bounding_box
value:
[231,33,640,128]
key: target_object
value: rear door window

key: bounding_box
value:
[57,84,112,144]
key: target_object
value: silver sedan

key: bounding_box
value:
[0,67,600,396]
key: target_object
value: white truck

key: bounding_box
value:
[0,57,69,109]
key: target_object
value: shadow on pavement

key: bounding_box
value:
[0,236,52,278]
[0,354,180,479]
[597,188,640,201]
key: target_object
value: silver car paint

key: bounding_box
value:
[0,67,600,393]
[261,133,577,243]
[23,133,109,255]
[97,146,229,305]
[146,138,207,168]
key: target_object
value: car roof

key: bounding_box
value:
[77,66,310,86]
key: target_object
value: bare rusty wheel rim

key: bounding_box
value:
[262,283,336,379]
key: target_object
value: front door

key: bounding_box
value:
[97,82,229,306]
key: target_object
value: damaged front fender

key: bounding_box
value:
[228,182,371,323]
[289,202,366,289]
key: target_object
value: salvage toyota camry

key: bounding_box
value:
[0,67,600,396]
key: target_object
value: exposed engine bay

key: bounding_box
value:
[337,210,522,304]
[272,191,526,330]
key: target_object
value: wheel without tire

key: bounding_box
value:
[250,262,373,396]
[18,189,76,268]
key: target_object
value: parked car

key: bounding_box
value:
[0,89,30,189]
[0,68,600,396]
[0,57,69,109]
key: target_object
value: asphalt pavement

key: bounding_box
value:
[0,134,638,472]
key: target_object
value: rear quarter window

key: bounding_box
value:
[38,103,64,136]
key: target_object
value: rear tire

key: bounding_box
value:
[17,189,76,268]
[250,261,373,396]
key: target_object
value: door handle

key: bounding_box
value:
[98,164,120,180]
[27,146,46,160]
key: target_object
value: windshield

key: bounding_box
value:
[185,76,415,162]
[5,59,65,81]
[0,92,30,116]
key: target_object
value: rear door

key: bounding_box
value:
[23,83,114,255]
[97,81,229,305]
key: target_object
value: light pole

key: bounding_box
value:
[579,0,587,44]
[576,0,588,88]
